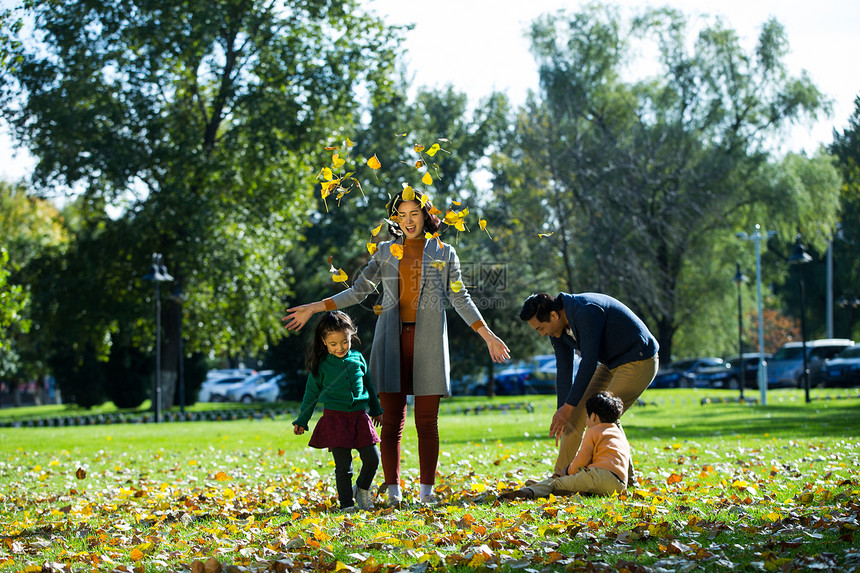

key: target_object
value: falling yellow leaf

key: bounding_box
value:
[538,232,554,238]
[454,219,466,232]
[415,160,424,169]
[390,244,404,260]
[402,186,415,201]
[443,210,459,225]
[421,172,433,185]
[419,194,430,208]
[367,155,382,170]
[452,200,461,206]
[345,138,356,147]
[371,222,383,236]
[451,280,464,293]
[333,269,348,283]
[426,143,441,157]
[322,167,333,180]
[479,219,487,230]
[431,260,446,270]
[324,146,340,151]
[373,305,383,316]
[331,154,345,169]
[366,242,378,255]
[428,205,442,216]
[414,143,425,153]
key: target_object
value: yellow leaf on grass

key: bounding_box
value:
[366,242,378,255]
[390,244,404,260]
[331,154,345,169]
[426,143,441,157]
[402,186,415,201]
[421,172,433,185]
[451,280,464,293]
[367,155,382,170]
[333,269,348,283]
[214,471,231,482]
[130,548,145,561]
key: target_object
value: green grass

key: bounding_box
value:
[1,389,859,572]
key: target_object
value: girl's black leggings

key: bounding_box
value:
[331,444,380,509]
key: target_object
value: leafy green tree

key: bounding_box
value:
[489,5,838,360]
[0,0,403,408]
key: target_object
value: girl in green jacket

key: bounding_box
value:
[293,311,383,511]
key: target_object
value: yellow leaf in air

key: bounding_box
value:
[390,244,404,260]
[421,171,433,185]
[431,260,445,270]
[452,200,461,206]
[479,219,487,230]
[443,210,459,225]
[321,167,333,180]
[426,143,441,157]
[451,280,463,293]
[367,155,382,170]
[428,205,442,216]
[331,154,345,169]
[333,269,348,283]
[415,160,424,169]
[373,305,383,316]
[366,242,378,255]
[414,143,425,153]
[371,222,383,236]
[324,145,340,151]
[345,138,356,147]
[538,232,554,238]
[402,186,415,201]
[454,219,466,232]
[419,194,430,208]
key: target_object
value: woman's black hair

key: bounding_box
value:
[306,311,359,376]
[519,293,564,322]
[385,189,442,237]
[585,391,624,424]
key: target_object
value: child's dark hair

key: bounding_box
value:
[585,391,624,424]
[385,189,442,237]
[306,311,359,376]
[519,293,563,322]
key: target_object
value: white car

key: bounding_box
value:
[253,373,290,402]
[224,370,276,403]
[198,375,249,402]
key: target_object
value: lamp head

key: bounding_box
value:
[787,234,813,265]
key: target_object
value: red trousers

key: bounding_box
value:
[378,323,441,486]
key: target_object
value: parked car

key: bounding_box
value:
[695,353,772,390]
[468,354,569,395]
[206,368,256,380]
[253,373,291,402]
[650,357,723,389]
[198,375,250,402]
[767,339,854,388]
[225,370,276,403]
[820,345,860,387]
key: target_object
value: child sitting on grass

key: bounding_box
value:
[500,390,630,500]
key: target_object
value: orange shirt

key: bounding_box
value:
[567,422,630,483]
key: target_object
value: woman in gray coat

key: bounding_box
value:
[284,190,509,506]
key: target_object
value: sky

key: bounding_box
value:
[2,0,859,182]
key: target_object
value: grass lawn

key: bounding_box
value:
[1,388,858,572]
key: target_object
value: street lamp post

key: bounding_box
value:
[732,263,749,401]
[738,225,776,405]
[787,234,813,403]
[143,253,173,422]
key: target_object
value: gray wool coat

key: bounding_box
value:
[330,237,484,397]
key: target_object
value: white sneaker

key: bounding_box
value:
[419,493,439,505]
[356,488,374,510]
[387,494,403,508]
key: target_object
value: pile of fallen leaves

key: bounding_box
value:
[1,428,859,572]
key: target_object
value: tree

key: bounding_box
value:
[489,5,838,360]
[1,0,403,408]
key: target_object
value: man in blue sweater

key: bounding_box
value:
[520,292,659,482]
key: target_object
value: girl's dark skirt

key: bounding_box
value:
[308,409,380,450]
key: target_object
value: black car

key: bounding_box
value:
[695,353,772,389]
[650,357,723,389]
[820,346,860,388]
